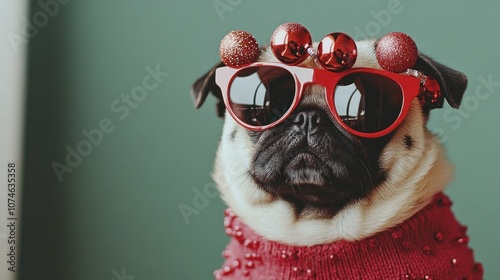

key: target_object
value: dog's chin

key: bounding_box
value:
[279,183,349,206]
[255,152,357,207]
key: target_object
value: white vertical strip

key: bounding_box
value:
[0,1,28,278]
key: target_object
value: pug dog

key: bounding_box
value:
[191,27,483,279]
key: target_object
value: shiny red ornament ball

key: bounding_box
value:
[317,32,357,72]
[270,22,312,65]
[376,32,418,73]
[421,76,442,108]
[219,30,259,67]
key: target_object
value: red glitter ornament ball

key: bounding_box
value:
[270,22,312,65]
[376,32,418,73]
[317,32,357,72]
[219,30,259,68]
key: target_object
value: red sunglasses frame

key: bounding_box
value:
[215,62,431,138]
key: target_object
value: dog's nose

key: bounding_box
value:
[292,109,328,135]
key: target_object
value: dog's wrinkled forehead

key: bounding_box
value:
[258,40,380,69]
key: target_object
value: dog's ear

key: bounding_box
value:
[191,61,226,117]
[413,53,467,109]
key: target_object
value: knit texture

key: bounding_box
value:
[215,193,483,280]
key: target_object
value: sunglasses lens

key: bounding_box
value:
[333,73,403,133]
[228,66,295,127]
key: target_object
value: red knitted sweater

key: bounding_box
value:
[214,193,483,280]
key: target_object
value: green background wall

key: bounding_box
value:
[20,0,499,279]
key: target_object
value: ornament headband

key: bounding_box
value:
[219,22,419,74]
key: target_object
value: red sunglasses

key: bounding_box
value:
[215,62,441,138]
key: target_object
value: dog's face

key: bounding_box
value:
[249,83,389,213]
[192,39,467,245]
